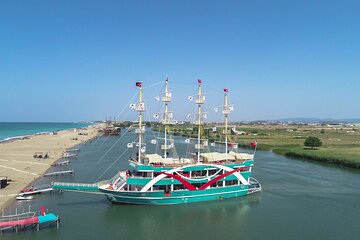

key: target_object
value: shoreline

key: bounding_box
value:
[163,129,360,170]
[0,124,103,211]
[0,123,94,143]
[272,147,360,169]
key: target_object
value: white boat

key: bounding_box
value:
[16,195,33,200]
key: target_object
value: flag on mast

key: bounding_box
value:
[250,140,258,148]
[198,79,202,84]
[136,82,142,87]
[224,88,228,92]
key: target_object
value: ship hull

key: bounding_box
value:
[100,185,251,205]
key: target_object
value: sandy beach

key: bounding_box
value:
[0,124,102,210]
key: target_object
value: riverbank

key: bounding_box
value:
[271,146,360,169]
[153,123,360,169]
[0,124,102,210]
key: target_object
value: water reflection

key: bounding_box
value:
[103,194,261,240]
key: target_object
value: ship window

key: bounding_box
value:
[209,169,217,175]
[159,185,171,191]
[192,171,201,178]
[174,184,184,190]
[141,172,152,178]
[225,180,233,186]
[128,185,142,191]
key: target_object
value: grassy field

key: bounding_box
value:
[157,123,360,169]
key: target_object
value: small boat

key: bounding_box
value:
[20,185,54,195]
[20,187,36,193]
[16,195,33,200]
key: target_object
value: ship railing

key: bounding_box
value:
[52,182,102,191]
[248,177,262,193]
[0,212,36,222]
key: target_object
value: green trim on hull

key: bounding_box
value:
[101,185,250,205]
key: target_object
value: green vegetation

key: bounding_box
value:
[152,123,360,169]
[304,136,322,149]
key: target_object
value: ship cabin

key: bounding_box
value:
[113,151,255,193]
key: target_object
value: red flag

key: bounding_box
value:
[135,82,142,87]
[224,88,228,92]
[198,79,202,84]
[250,140,258,148]
[40,206,45,216]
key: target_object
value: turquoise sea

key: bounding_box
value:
[0,122,91,141]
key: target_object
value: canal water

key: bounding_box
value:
[3,131,360,240]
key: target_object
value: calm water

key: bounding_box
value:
[3,131,360,240]
[0,122,91,141]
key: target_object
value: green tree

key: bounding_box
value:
[304,136,322,149]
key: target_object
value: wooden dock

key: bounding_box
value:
[67,148,80,152]
[51,160,70,166]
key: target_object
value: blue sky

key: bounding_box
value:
[1,0,359,122]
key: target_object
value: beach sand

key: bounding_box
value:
[0,124,102,210]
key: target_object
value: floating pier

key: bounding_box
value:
[67,148,80,152]
[51,160,70,166]
[44,170,74,177]
[0,206,59,234]
[62,153,78,159]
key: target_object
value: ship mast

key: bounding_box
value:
[214,88,233,154]
[162,77,171,159]
[224,89,230,153]
[196,79,205,163]
[136,82,145,163]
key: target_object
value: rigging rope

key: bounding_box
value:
[94,145,130,181]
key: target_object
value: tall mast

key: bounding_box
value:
[224,89,229,153]
[136,81,145,163]
[196,79,204,163]
[213,88,233,153]
[222,88,232,154]
[162,77,171,159]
